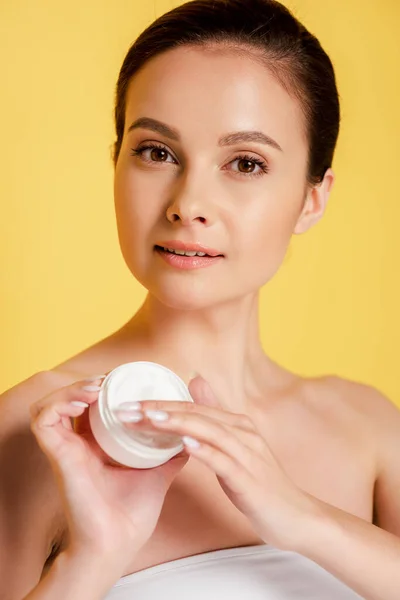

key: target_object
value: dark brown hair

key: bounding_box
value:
[112,0,340,187]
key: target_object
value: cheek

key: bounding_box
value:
[244,195,298,246]
[236,195,300,281]
[114,170,160,253]
[115,168,150,222]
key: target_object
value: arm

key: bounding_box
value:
[292,385,400,600]
[295,491,400,600]
[0,372,68,599]
[23,551,124,600]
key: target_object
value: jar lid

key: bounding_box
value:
[98,361,193,457]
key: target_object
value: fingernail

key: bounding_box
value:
[182,435,200,448]
[144,409,169,422]
[189,371,199,379]
[72,401,89,408]
[116,411,144,423]
[82,385,102,392]
[117,401,142,411]
[84,375,107,382]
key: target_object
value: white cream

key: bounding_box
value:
[89,361,194,468]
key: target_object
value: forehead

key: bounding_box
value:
[124,46,306,155]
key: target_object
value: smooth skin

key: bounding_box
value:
[1,44,399,600]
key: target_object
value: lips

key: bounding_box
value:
[154,247,223,270]
[155,240,224,257]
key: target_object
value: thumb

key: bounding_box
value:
[188,374,221,408]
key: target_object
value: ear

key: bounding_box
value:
[294,168,335,235]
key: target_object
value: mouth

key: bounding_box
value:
[154,242,224,258]
[154,242,224,271]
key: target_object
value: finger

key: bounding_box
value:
[188,375,222,408]
[180,435,254,497]
[31,396,88,445]
[33,397,89,428]
[31,393,95,468]
[30,380,103,420]
[82,374,107,382]
[116,400,257,432]
[179,412,266,460]
[117,409,266,471]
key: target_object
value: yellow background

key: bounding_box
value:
[1,0,399,406]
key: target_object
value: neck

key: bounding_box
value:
[125,292,278,412]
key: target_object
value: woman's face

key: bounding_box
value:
[114,46,332,310]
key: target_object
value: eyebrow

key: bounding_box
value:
[127,117,283,152]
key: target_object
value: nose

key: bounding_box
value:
[165,179,215,227]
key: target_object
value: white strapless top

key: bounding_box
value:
[106,544,365,599]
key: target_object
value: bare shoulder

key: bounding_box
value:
[300,374,399,459]
[1,368,82,414]
[299,373,374,416]
[0,368,92,437]
[311,375,400,536]
[303,373,398,424]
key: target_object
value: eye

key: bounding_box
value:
[130,143,177,164]
[130,143,270,178]
[228,154,270,178]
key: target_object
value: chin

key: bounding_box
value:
[129,259,260,311]
[153,285,221,311]
[144,276,231,311]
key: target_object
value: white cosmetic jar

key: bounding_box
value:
[89,361,194,469]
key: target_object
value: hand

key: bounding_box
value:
[29,375,189,576]
[114,375,317,551]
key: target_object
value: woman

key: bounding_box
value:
[1,0,399,599]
